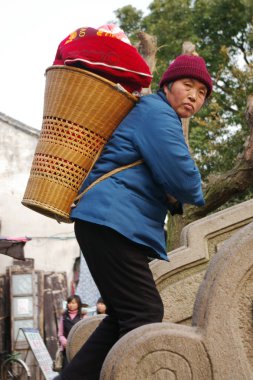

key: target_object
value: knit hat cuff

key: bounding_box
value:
[159,55,213,97]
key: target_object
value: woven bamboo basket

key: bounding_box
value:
[22,65,138,223]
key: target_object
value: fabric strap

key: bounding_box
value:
[72,159,144,206]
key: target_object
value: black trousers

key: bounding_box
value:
[62,220,164,380]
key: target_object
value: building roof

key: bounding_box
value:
[0,112,40,138]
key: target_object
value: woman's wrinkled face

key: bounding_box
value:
[164,78,207,118]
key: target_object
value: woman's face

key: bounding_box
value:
[164,78,207,118]
[68,299,79,311]
[96,302,106,314]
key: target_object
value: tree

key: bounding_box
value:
[114,0,253,249]
[114,5,144,40]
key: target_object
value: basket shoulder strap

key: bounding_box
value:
[73,159,144,205]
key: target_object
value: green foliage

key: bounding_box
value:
[114,5,144,41]
[114,0,253,193]
[145,0,198,81]
[189,0,253,180]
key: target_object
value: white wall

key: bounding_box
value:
[0,115,80,290]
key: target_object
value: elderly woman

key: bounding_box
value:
[54,54,212,380]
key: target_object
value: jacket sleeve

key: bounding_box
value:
[58,316,67,349]
[132,100,205,206]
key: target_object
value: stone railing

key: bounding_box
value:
[67,199,253,379]
[151,198,253,325]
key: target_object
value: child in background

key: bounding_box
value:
[58,294,85,370]
[96,297,107,315]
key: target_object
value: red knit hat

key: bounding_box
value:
[159,55,213,97]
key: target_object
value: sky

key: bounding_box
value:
[1,0,150,130]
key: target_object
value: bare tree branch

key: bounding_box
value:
[137,31,158,74]
[136,32,157,95]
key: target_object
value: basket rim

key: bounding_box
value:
[22,199,72,223]
[45,65,138,103]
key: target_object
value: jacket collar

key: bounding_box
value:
[156,90,182,124]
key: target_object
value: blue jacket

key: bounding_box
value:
[71,91,204,261]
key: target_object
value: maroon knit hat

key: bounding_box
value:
[159,55,213,97]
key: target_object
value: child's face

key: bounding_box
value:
[68,299,78,311]
[96,302,106,314]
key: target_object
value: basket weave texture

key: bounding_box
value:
[22,65,137,223]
